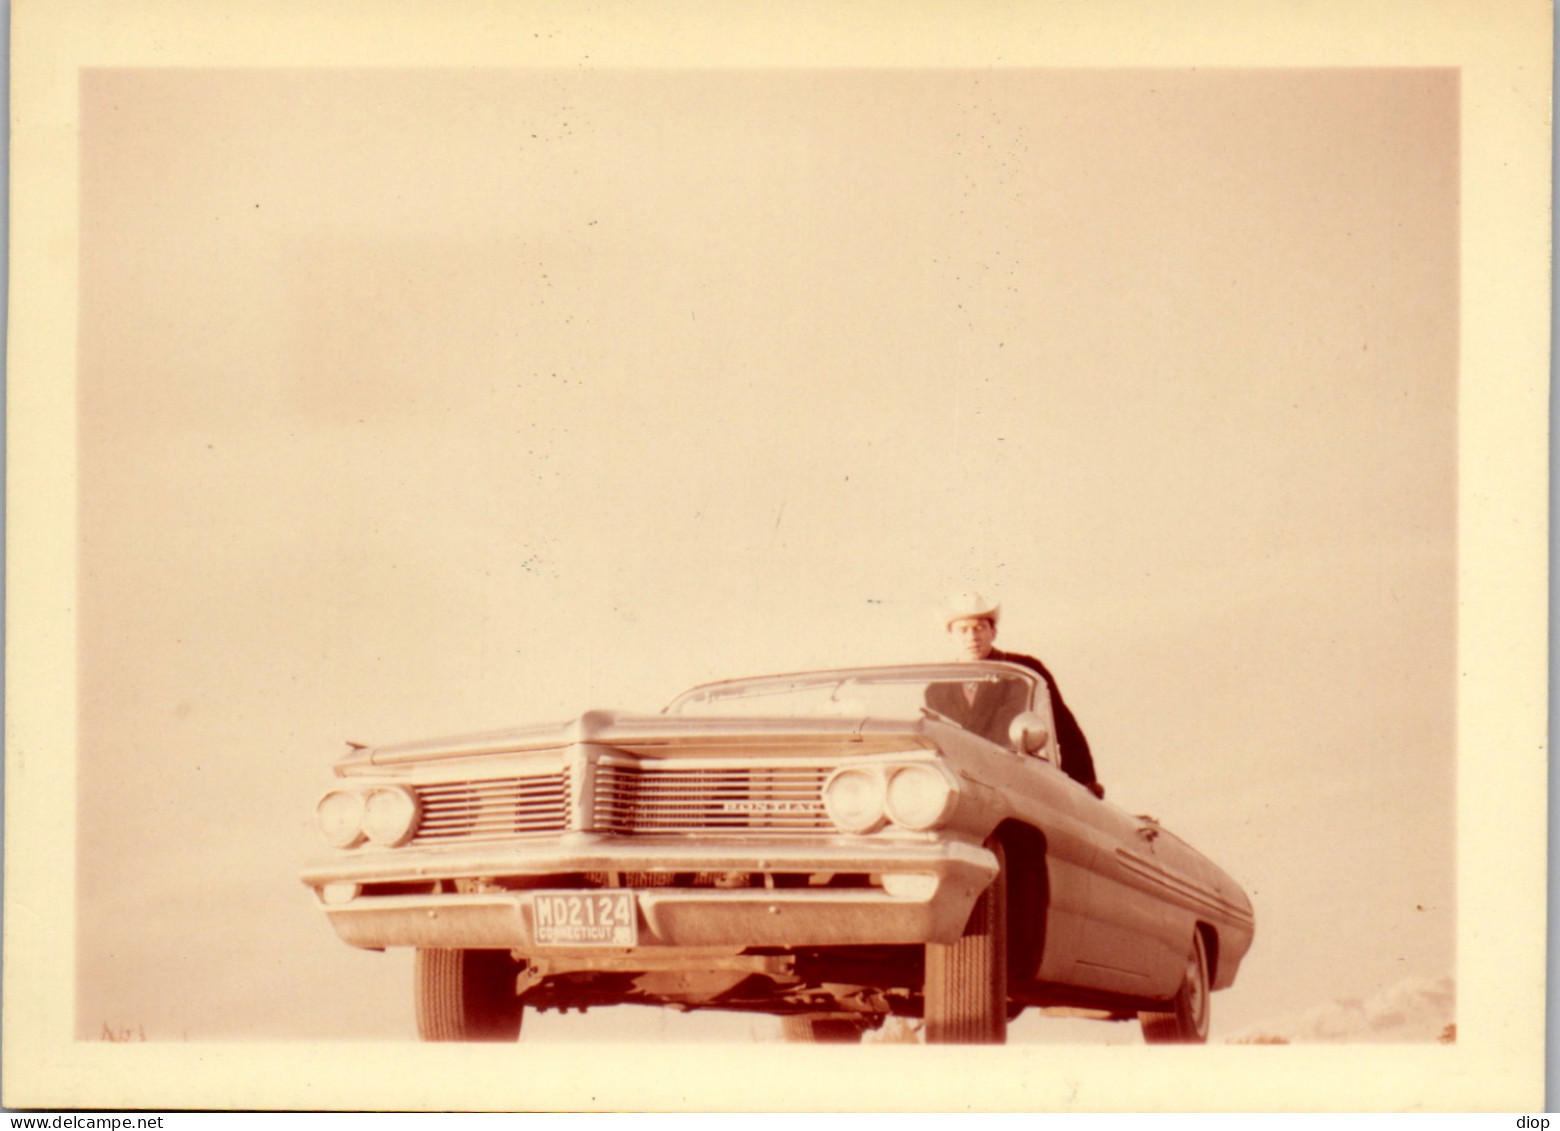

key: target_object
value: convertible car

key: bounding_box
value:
[302,662,1254,1043]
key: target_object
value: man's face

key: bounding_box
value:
[949,616,996,661]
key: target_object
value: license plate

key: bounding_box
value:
[533,890,638,946]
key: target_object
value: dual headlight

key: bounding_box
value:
[822,763,959,834]
[316,786,419,849]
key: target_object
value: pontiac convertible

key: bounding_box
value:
[303,662,1254,1043]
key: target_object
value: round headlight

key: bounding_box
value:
[316,790,366,849]
[823,768,886,834]
[363,786,420,846]
[885,764,957,831]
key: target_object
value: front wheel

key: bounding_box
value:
[415,948,524,1041]
[924,838,1008,1044]
[1139,931,1210,1044]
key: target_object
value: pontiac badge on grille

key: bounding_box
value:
[718,800,817,814]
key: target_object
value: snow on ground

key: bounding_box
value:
[1224,972,1455,1044]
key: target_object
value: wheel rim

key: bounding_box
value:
[1186,936,1209,1038]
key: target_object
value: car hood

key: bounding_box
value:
[358,709,938,767]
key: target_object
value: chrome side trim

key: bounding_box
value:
[1113,848,1255,928]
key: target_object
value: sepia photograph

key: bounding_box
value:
[6,0,1550,1113]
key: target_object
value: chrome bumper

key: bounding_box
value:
[302,834,997,951]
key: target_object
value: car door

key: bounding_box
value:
[1059,797,1193,998]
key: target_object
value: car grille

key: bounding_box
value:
[407,762,835,844]
[593,763,832,835]
[411,772,570,844]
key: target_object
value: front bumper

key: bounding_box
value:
[302,833,997,951]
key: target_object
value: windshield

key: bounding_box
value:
[665,664,1038,728]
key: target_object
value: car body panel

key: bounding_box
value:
[304,662,1254,1024]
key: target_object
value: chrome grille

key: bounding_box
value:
[593,763,832,834]
[411,772,569,844]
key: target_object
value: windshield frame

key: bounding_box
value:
[662,662,1041,718]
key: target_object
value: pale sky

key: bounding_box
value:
[75,67,1457,1043]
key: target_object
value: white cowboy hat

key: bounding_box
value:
[943,591,1000,629]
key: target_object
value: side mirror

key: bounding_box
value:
[1008,711,1053,760]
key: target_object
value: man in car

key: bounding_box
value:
[927,592,1104,798]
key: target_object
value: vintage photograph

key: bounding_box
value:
[7,0,1550,1114]
[75,65,1455,1049]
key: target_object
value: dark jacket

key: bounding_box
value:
[923,673,1031,750]
[922,652,1099,790]
[987,648,1098,789]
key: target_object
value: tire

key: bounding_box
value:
[924,838,1008,1044]
[780,1016,865,1043]
[415,948,524,1041]
[1139,931,1210,1044]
